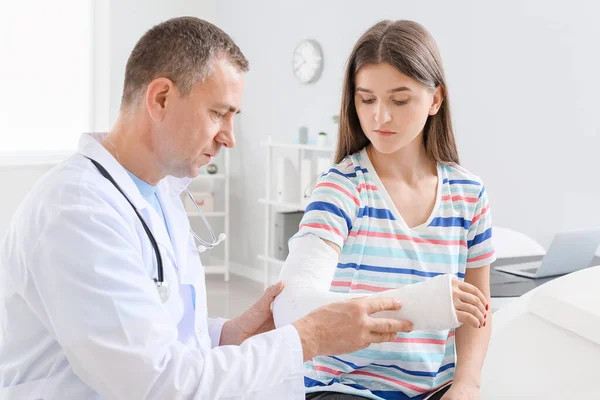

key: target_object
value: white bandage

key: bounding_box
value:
[272,234,460,331]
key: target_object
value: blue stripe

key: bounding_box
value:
[330,356,455,378]
[323,168,357,179]
[354,166,369,174]
[305,201,352,232]
[304,376,342,388]
[429,217,471,230]
[352,348,446,363]
[371,390,441,400]
[337,263,465,279]
[478,185,486,199]
[446,179,481,186]
[358,206,396,220]
[467,227,493,248]
[304,377,373,393]
[345,246,466,265]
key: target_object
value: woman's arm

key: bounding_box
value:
[448,265,492,395]
[272,234,485,332]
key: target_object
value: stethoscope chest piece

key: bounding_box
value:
[155,279,170,303]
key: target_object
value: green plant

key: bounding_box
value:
[319,131,327,136]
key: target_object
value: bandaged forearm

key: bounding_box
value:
[272,234,460,331]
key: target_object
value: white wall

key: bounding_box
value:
[108,0,217,123]
[0,1,217,237]
[216,0,600,279]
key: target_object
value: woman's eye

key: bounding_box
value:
[361,98,376,104]
[393,100,409,106]
[212,111,226,119]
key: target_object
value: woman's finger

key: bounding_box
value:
[456,310,481,328]
[459,291,486,321]
[458,280,488,311]
[456,299,485,327]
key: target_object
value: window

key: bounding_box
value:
[0,1,94,155]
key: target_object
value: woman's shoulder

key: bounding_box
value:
[320,152,365,185]
[440,162,485,189]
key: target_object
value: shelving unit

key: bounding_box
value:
[186,150,231,281]
[258,136,335,288]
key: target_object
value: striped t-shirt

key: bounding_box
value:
[291,148,496,400]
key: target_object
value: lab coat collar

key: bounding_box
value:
[77,132,148,211]
[77,133,192,275]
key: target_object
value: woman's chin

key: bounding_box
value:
[370,140,408,155]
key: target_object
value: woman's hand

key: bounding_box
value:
[452,278,488,328]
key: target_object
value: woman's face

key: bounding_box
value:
[354,63,443,155]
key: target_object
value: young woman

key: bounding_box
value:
[276,20,495,400]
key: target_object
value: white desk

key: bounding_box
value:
[481,266,600,399]
[490,296,517,312]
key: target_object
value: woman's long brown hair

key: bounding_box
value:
[335,20,459,165]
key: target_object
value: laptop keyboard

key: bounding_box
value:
[522,268,539,274]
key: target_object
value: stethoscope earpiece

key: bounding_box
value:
[185,189,227,253]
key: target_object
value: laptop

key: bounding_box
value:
[494,227,600,279]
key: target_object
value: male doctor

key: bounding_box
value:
[0,17,412,399]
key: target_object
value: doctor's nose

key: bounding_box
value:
[217,129,236,149]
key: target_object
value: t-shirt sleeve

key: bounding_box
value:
[291,169,360,250]
[466,185,497,268]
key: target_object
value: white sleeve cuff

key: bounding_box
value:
[207,317,229,348]
[278,324,305,376]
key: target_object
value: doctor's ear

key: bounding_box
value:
[145,77,175,121]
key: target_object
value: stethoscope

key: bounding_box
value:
[88,158,226,303]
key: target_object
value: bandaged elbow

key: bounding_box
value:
[272,234,460,331]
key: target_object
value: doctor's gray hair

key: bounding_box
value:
[121,16,249,109]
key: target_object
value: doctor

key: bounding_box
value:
[0,17,413,399]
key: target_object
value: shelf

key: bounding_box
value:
[194,174,226,180]
[204,265,226,274]
[258,198,305,210]
[259,142,335,152]
[187,211,226,217]
[258,254,285,267]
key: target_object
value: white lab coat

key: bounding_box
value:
[0,133,305,399]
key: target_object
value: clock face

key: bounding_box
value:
[292,39,323,84]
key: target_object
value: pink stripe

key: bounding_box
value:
[315,182,360,206]
[441,194,478,203]
[471,204,490,225]
[300,223,343,238]
[331,281,388,292]
[350,370,429,393]
[468,249,495,263]
[314,365,344,376]
[393,337,447,345]
[357,183,378,192]
[348,230,467,247]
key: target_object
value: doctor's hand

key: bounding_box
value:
[220,281,285,346]
[293,297,413,361]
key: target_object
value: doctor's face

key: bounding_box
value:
[158,57,244,178]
